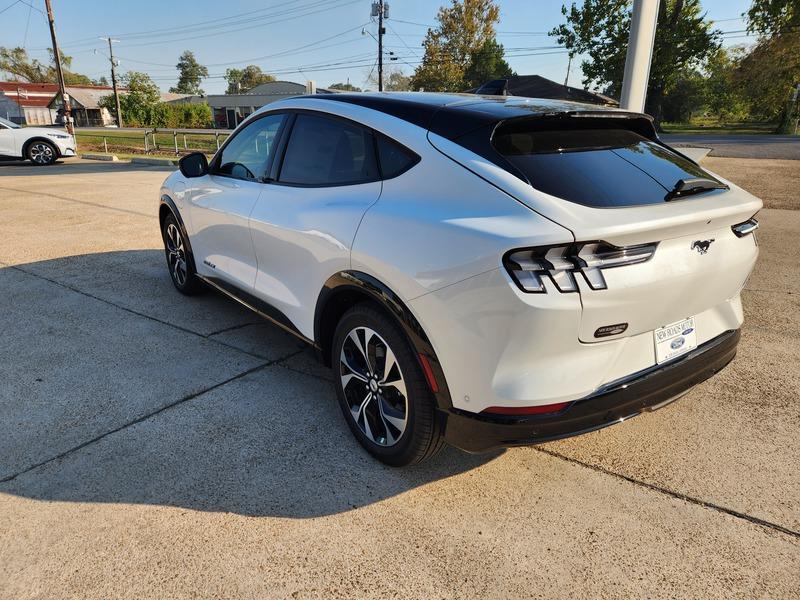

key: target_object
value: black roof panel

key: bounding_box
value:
[307,92,638,140]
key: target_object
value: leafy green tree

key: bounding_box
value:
[411,0,502,91]
[550,0,721,125]
[329,82,362,91]
[224,65,275,94]
[385,70,412,91]
[463,38,514,89]
[93,76,110,87]
[170,51,208,95]
[100,71,161,126]
[367,68,411,91]
[736,31,800,125]
[703,46,749,122]
[660,70,706,122]
[0,47,92,84]
[746,0,800,35]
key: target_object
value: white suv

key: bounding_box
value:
[159,93,761,466]
[0,116,76,165]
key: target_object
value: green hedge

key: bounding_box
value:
[121,102,212,128]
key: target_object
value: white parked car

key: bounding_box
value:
[159,93,761,466]
[0,116,76,165]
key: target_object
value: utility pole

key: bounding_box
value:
[371,1,389,91]
[44,0,72,134]
[564,54,572,87]
[619,0,660,113]
[99,37,123,127]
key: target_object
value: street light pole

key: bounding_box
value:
[619,0,660,113]
[44,0,72,134]
[100,37,123,127]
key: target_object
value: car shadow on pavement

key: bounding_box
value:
[0,250,500,518]
[0,159,173,176]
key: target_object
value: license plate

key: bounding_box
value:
[654,317,697,364]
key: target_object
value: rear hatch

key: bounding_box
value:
[429,109,761,343]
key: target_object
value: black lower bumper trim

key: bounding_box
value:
[441,329,740,453]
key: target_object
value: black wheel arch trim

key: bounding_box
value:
[315,270,453,409]
[159,194,197,274]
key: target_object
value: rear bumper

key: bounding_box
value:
[441,328,740,453]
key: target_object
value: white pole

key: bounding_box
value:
[619,0,660,113]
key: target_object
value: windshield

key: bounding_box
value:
[0,116,21,129]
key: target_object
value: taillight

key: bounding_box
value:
[731,217,758,238]
[504,241,657,293]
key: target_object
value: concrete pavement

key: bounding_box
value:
[0,159,797,599]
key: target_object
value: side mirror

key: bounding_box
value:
[179,152,208,178]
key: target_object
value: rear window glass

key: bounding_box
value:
[492,124,721,208]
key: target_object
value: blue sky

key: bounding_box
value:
[2,0,757,94]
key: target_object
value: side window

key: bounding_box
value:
[278,113,378,186]
[214,113,284,181]
[376,135,418,178]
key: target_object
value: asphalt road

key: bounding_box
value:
[0,159,798,599]
[661,133,800,159]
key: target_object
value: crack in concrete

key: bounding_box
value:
[0,361,281,484]
[536,447,800,539]
[6,263,283,362]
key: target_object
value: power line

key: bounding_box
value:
[57,0,362,50]
[0,0,21,16]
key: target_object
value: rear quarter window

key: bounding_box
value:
[376,135,418,178]
[492,122,722,208]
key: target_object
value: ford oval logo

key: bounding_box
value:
[682,327,694,335]
[671,337,685,350]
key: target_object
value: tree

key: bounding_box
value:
[703,46,749,122]
[170,51,208,95]
[0,47,92,84]
[329,82,362,91]
[550,0,721,125]
[366,68,411,91]
[463,38,514,89]
[735,31,800,125]
[100,71,160,127]
[410,0,502,91]
[224,65,275,94]
[746,0,800,36]
[385,70,412,91]
[660,70,706,122]
[93,76,110,87]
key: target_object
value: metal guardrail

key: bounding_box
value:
[74,127,233,157]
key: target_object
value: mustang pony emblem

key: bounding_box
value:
[691,239,715,254]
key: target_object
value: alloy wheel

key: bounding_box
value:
[339,326,408,446]
[30,142,54,165]
[165,223,188,286]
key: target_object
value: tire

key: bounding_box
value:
[161,213,202,295]
[332,303,444,466]
[27,140,57,165]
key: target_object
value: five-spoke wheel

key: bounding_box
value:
[161,213,201,294]
[340,326,409,447]
[333,304,444,466]
[165,222,188,287]
[28,141,56,165]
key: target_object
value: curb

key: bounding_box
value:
[81,153,119,162]
[131,157,178,166]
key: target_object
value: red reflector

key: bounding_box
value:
[482,402,570,416]
[418,353,440,393]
